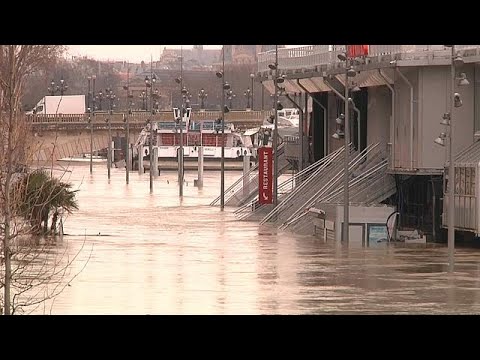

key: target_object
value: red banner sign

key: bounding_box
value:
[347,45,369,58]
[258,147,273,204]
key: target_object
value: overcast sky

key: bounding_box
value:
[66,45,302,63]
[66,45,216,63]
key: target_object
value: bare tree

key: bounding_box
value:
[0,45,90,315]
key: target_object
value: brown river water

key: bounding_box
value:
[28,162,480,314]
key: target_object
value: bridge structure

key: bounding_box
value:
[27,110,271,162]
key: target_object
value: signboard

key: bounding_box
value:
[258,147,273,204]
[367,224,388,247]
[347,45,369,58]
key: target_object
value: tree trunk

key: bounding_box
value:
[51,210,58,234]
[42,208,49,235]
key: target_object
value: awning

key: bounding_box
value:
[244,128,260,136]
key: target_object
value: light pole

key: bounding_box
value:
[144,76,150,111]
[48,77,68,96]
[47,79,58,95]
[105,87,115,181]
[267,45,285,207]
[216,47,230,211]
[226,89,235,109]
[435,45,468,272]
[59,76,68,95]
[139,91,147,111]
[250,73,255,110]
[146,73,157,192]
[244,88,252,110]
[87,75,96,175]
[174,77,187,197]
[337,49,357,244]
[96,90,104,111]
[123,67,133,184]
[198,88,207,110]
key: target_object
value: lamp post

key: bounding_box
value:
[250,73,255,110]
[216,47,230,211]
[448,45,456,273]
[123,79,133,185]
[147,73,158,192]
[244,88,252,110]
[226,89,235,109]
[105,87,115,181]
[267,45,285,207]
[198,88,207,110]
[337,48,358,244]
[174,76,187,196]
[435,45,468,272]
[270,94,276,110]
[59,76,68,95]
[87,75,96,175]
[48,77,68,96]
[96,90,104,111]
[139,91,147,111]
[144,76,150,111]
[47,80,58,95]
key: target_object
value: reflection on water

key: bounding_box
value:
[33,163,480,314]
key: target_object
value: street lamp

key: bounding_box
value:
[96,90,104,111]
[152,89,161,111]
[47,77,68,96]
[337,48,357,244]
[87,75,96,175]
[123,69,133,185]
[105,87,115,181]
[250,73,255,110]
[145,75,151,111]
[332,113,346,140]
[270,94,275,109]
[47,80,58,95]
[139,91,147,111]
[59,77,68,95]
[434,45,468,272]
[175,76,187,197]
[244,87,252,110]
[198,88,207,110]
[226,89,236,109]
[215,56,230,210]
[148,73,158,192]
[267,45,286,207]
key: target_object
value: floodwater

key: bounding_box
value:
[31,162,480,314]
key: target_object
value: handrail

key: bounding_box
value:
[210,143,285,206]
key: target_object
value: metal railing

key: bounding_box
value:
[27,110,273,125]
[257,45,480,73]
[210,143,286,207]
[235,145,345,221]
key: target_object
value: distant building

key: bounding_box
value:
[219,45,285,64]
[158,46,221,70]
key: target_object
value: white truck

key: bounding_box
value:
[27,95,86,115]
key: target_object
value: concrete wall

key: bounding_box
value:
[417,65,474,169]
[390,65,475,171]
[30,129,141,162]
[366,85,390,147]
[393,67,419,169]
